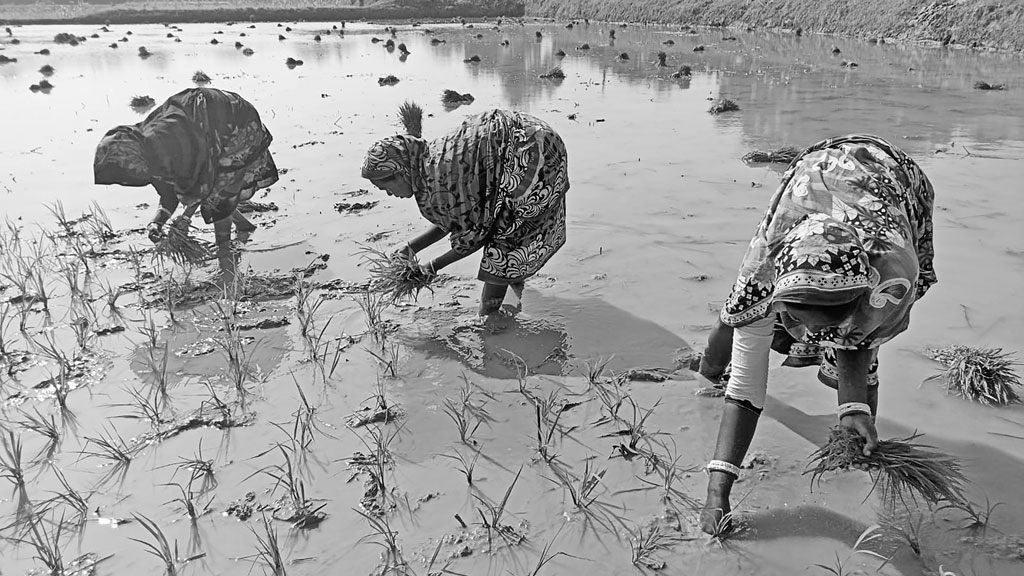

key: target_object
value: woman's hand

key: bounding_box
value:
[146,222,164,243]
[840,413,879,456]
[418,260,438,280]
[169,215,191,233]
[395,241,417,260]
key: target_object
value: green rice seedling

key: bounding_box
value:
[350,422,402,512]
[291,374,334,441]
[938,495,1003,533]
[251,513,287,576]
[82,426,136,471]
[126,244,146,284]
[164,482,212,521]
[46,200,76,237]
[397,100,423,138]
[806,427,967,508]
[248,444,322,525]
[544,458,627,534]
[616,440,702,519]
[19,510,68,575]
[140,332,172,410]
[211,299,259,403]
[47,467,90,528]
[927,345,1021,406]
[523,530,578,576]
[630,523,686,570]
[27,266,52,313]
[708,97,740,115]
[0,302,15,360]
[355,507,408,574]
[293,274,320,339]
[1,430,30,513]
[366,339,402,378]
[51,368,78,432]
[34,330,71,378]
[115,384,168,427]
[19,408,63,464]
[355,289,391,347]
[814,524,891,576]
[67,234,94,279]
[130,513,206,574]
[360,245,435,303]
[69,309,93,352]
[605,398,665,466]
[161,440,217,494]
[442,396,485,446]
[99,279,123,313]
[86,201,115,240]
[60,259,85,305]
[473,466,524,552]
[439,447,480,485]
[878,508,925,556]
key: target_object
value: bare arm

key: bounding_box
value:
[406,225,448,254]
[835,347,879,455]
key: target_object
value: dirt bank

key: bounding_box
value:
[525,0,1024,52]
[0,0,525,25]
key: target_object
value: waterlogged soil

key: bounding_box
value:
[2,19,1024,576]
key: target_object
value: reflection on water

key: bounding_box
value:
[403,288,692,379]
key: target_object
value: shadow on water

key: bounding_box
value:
[403,288,694,379]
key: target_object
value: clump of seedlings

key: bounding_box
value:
[670,65,692,79]
[285,57,304,68]
[656,51,668,66]
[631,522,685,570]
[430,37,446,45]
[39,64,55,76]
[130,95,156,111]
[251,514,288,575]
[973,81,1007,91]
[473,466,526,551]
[693,44,705,52]
[441,89,475,106]
[708,97,740,114]
[29,80,55,93]
[555,48,566,57]
[577,43,590,50]
[377,74,400,86]
[927,345,1021,406]
[742,146,802,165]
[250,444,326,529]
[130,514,206,573]
[360,245,435,302]
[938,494,1003,533]
[539,66,565,80]
[617,52,630,60]
[463,54,481,63]
[243,47,255,56]
[191,70,211,85]
[805,426,967,507]
[138,46,152,58]
[0,55,17,64]
[153,222,214,267]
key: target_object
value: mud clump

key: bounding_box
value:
[225,491,257,521]
[138,46,151,58]
[538,66,565,80]
[285,57,304,68]
[29,79,54,93]
[130,95,156,111]
[693,44,705,52]
[378,74,400,86]
[236,201,278,213]
[192,70,211,85]
[39,65,55,77]
[242,47,255,56]
[333,201,378,214]
[463,55,481,63]
[442,90,475,109]
[671,65,693,79]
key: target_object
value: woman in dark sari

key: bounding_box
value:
[697,135,936,534]
[94,88,278,253]
[361,109,569,320]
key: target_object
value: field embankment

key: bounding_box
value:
[524,0,1024,52]
[0,0,525,24]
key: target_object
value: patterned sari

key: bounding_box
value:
[94,88,278,224]
[720,135,936,387]
[362,109,569,285]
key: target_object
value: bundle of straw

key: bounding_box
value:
[805,426,967,507]
[154,224,214,267]
[360,246,434,302]
[927,345,1021,406]
[742,146,802,165]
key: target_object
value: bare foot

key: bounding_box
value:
[700,491,732,536]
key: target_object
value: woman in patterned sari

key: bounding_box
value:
[93,88,278,253]
[698,135,936,534]
[361,109,569,319]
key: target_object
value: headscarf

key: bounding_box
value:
[94,126,151,186]
[771,214,872,307]
[361,135,430,193]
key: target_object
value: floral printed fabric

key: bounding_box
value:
[721,134,936,351]
[96,88,278,224]
[363,110,569,284]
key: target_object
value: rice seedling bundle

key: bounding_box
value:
[539,66,565,80]
[805,426,967,507]
[708,98,740,115]
[973,81,1007,91]
[154,224,214,267]
[360,246,433,302]
[928,345,1021,406]
[742,146,802,165]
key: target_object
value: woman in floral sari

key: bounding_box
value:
[698,135,936,534]
[361,109,569,319]
[93,88,278,253]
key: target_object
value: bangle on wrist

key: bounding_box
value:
[706,459,741,479]
[838,402,872,419]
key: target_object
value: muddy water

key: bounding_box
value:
[2,19,1024,576]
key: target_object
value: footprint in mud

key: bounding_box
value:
[403,291,693,379]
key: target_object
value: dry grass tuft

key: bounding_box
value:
[806,426,967,507]
[927,345,1021,406]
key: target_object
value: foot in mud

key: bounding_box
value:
[483,306,518,333]
[701,491,733,536]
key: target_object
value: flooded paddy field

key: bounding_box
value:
[1,18,1023,576]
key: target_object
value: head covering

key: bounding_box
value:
[93,126,151,186]
[772,214,872,307]
[361,135,430,193]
